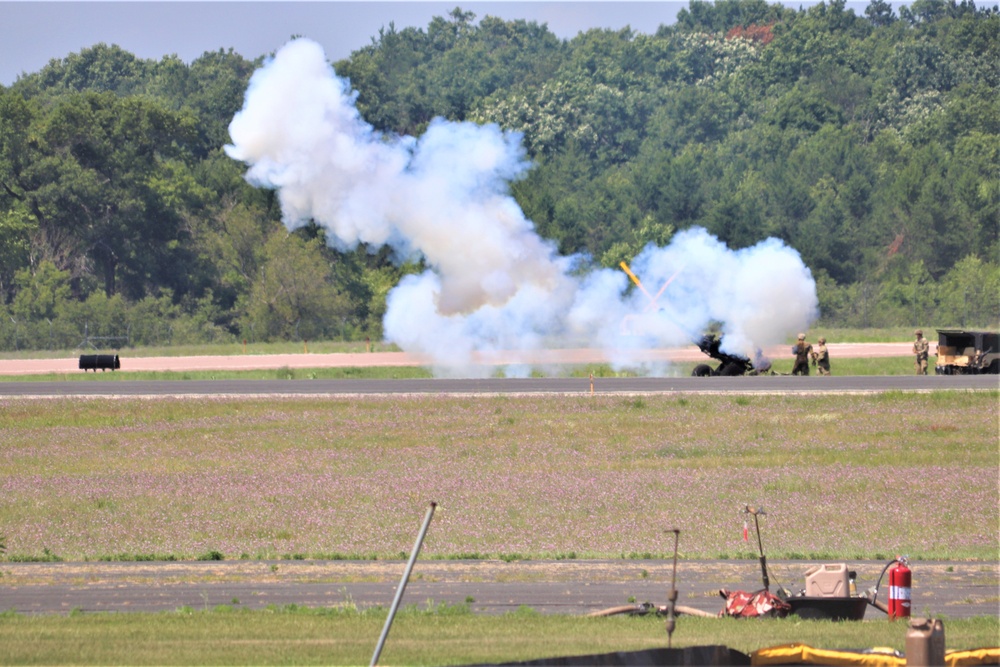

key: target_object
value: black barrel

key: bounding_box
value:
[79,354,120,371]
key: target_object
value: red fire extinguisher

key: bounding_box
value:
[888,557,912,620]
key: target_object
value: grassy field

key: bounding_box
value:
[1,392,996,562]
[0,363,435,382]
[1,388,996,665]
[0,339,390,360]
[0,607,996,665]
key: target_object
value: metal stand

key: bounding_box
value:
[665,528,680,648]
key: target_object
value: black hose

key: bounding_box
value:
[870,558,901,606]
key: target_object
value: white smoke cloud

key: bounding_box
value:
[226,38,818,377]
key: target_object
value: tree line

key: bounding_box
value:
[0,0,997,351]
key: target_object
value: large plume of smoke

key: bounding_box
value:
[226,38,818,377]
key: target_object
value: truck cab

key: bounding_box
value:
[935,329,999,375]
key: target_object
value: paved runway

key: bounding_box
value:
[1,559,996,618]
[1,374,997,397]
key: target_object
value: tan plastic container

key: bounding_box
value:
[905,617,945,666]
[804,563,850,597]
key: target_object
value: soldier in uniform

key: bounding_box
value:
[913,330,930,375]
[791,333,812,376]
[811,337,830,375]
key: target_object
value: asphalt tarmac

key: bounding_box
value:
[1,559,997,619]
[0,374,997,397]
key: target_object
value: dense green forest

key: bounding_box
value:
[0,0,997,351]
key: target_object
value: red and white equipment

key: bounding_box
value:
[887,559,912,620]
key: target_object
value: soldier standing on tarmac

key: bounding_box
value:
[811,337,830,375]
[913,330,930,375]
[792,333,812,375]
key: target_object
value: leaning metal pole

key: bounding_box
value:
[743,505,769,591]
[665,528,680,648]
[370,501,437,667]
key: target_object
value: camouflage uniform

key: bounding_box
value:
[812,338,830,376]
[913,331,929,375]
[792,335,812,376]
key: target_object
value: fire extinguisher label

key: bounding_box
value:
[890,586,912,600]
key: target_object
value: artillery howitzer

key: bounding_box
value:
[691,334,770,377]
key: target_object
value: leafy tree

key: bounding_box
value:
[0,89,39,300]
[336,21,435,134]
[0,208,33,301]
[1,1,999,347]
[887,39,954,100]
[19,92,199,299]
[600,217,675,268]
[11,261,71,321]
[183,49,259,154]
[767,85,844,131]
[865,0,898,26]
[936,254,1000,327]
[31,43,152,96]
[240,231,351,342]
[673,0,794,33]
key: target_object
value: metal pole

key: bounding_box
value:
[370,501,436,667]
[665,528,680,648]
[753,512,769,591]
[743,505,769,591]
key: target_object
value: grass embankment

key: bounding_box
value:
[1,392,996,562]
[0,608,995,666]
[0,340,395,360]
[0,364,435,382]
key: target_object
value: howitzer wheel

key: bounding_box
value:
[692,364,714,377]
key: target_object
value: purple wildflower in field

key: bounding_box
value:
[0,394,996,560]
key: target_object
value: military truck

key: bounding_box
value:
[934,329,999,375]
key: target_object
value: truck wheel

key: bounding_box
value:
[692,364,713,377]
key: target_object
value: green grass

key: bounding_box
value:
[0,392,996,562]
[801,327,937,343]
[0,340,399,360]
[0,607,994,666]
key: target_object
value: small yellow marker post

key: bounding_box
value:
[590,373,594,394]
